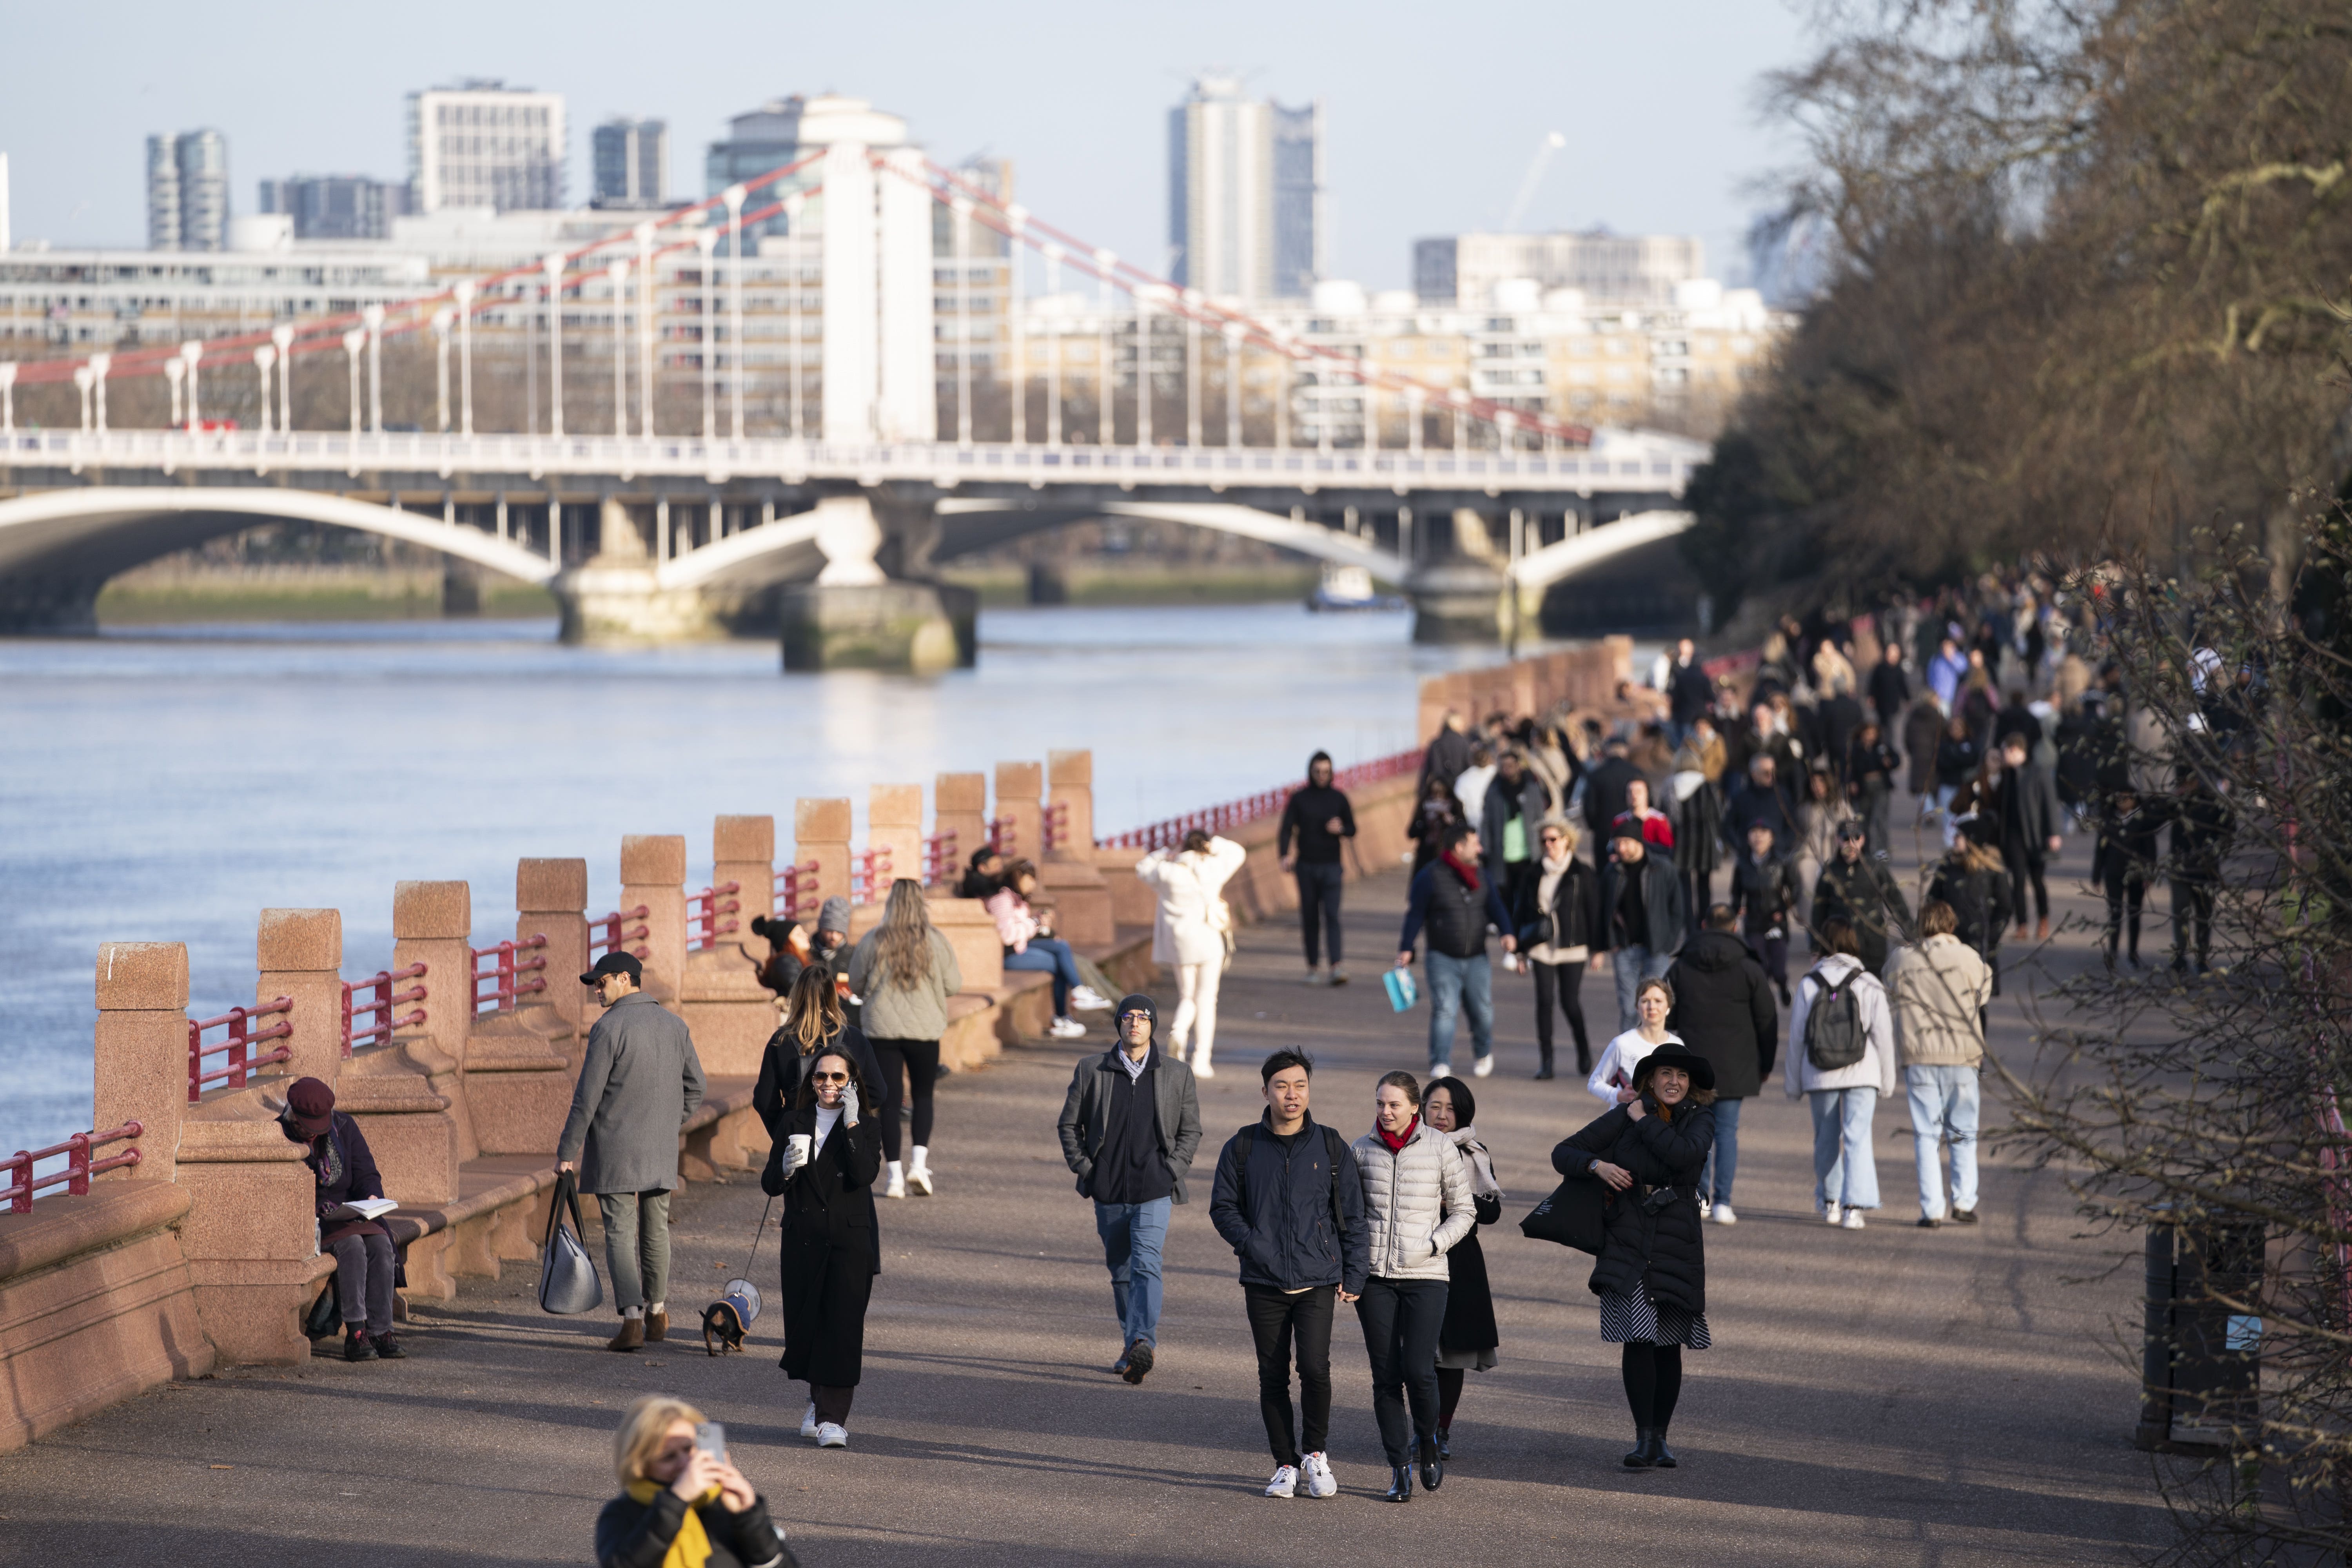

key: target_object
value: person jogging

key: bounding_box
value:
[1279,751,1359,986]
[1207,1049,1368,1500]
[1056,995,1203,1385]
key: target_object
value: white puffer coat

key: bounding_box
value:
[1350,1121,1475,1281]
[1136,836,1247,967]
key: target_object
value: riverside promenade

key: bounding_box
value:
[0,823,2169,1564]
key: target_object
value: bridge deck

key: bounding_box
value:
[0,835,2164,1566]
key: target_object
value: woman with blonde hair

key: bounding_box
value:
[846,878,964,1198]
[594,1393,791,1568]
[1134,827,1247,1077]
[1586,975,1682,1106]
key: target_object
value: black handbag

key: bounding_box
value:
[1521,1176,1612,1255]
[303,1274,341,1338]
[537,1171,605,1315]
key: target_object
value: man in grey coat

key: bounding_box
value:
[557,951,706,1352]
[1057,993,1202,1385]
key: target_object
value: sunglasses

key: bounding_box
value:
[810,1071,849,1084]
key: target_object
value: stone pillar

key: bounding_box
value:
[345,880,474,1205]
[994,761,1043,868]
[868,784,923,898]
[714,815,777,953]
[91,941,188,1184]
[621,835,689,1004]
[934,773,987,887]
[1408,560,1508,644]
[794,799,852,912]
[1047,750,1096,857]
[255,909,343,1088]
[682,815,782,1079]
[778,576,975,673]
[518,858,590,1036]
[393,881,473,1078]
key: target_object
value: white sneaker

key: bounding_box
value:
[799,1402,818,1439]
[1047,1016,1087,1040]
[815,1422,849,1449]
[1194,1062,1216,1079]
[884,1165,907,1200]
[907,1164,934,1196]
[1697,1194,1712,1219]
[1712,1203,1738,1226]
[1306,968,1327,986]
[1822,1200,1842,1225]
[1264,1464,1299,1498]
[1328,964,1350,987]
[1070,986,1113,1012]
[1841,1209,1867,1230]
[1472,1055,1494,1079]
[1302,1452,1338,1498]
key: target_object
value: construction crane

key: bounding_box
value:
[1503,131,1568,232]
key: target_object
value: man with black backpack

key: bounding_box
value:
[1208,1049,1370,1501]
[1782,920,1896,1231]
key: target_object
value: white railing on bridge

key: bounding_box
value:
[0,427,1695,498]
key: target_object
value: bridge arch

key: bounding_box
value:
[0,486,559,633]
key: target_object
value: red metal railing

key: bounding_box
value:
[591,906,651,963]
[343,963,427,1055]
[987,816,1017,855]
[924,829,958,887]
[1042,801,1071,853]
[690,883,742,951]
[1104,746,1423,851]
[3,1122,143,1214]
[776,861,821,922]
[472,934,549,1013]
[188,996,296,1102]
[849,848,894,904]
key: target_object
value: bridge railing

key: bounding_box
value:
[187,996,296,1102]
[923,830,958,889]
[986,817,1017,857]
[689,884,741,951]
[591,906,651,964]
[775,863,822,924]
[848,850,893,906]
[471,936,548,1013]
[4,1122,144,1214]
[343,963,428,1054]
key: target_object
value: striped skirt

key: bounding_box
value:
[1599,1289,1711,1350]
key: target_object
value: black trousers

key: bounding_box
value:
[1296,863,1345,967]
[1530,958,1593,1074]
[2104,867,2147,958]
[868,1037,940,1163]
[2001,842,2049,924]
[1356,1277,1447,1466]
[1244,1283,1335,1468]
[2172,876,2216,963]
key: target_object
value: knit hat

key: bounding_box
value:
[1114,993,1158,1033]
[817,896,853,935]
[286,1076,336,1138]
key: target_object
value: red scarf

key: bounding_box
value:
[1438,849,1482,890]
[1377,1115,1419,1152]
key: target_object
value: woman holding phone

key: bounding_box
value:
[774,1048,883,1450]
[595,1394,793,1568]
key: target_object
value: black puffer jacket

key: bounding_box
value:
[1664,931,1776,1099]
[1552,1102,1715,1314]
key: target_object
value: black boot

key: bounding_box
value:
[1622,1428,1657,1468]
[1384,1464,1414,1501]
[1534,1049,1555,1081]
[1651,1427,1678,1468]
[1419,1435,1443,1490]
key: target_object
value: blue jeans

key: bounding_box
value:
[1094,1197,1170,1349]
[1906,1065,1980,1219]
[1424,950,1492,1071]
[1611,944,1676,1033]
[1808,1087,1881,1210]
[1005,936,1080,1016]
[1700,1095,1744,1205]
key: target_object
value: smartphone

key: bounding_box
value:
[693,1421,725,1457]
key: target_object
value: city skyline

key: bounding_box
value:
[0,0,1811,291]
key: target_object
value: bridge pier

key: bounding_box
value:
[778,494,974,673]
[552,497,722,644]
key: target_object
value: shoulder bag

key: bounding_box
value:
[537,1170,605,1315]
[1521,1172,1612,1255]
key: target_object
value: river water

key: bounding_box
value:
[0,604,1512,1159]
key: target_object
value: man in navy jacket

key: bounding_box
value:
[1209,1049,1369,1499]
[1396,823,1518,1078]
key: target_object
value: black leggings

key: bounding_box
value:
[868,1037,940,1163]
[1621,1341,1685,1434]
[2103,870,2146,960]
[2002,843,2049,924]
[1530,960,1593,1074]
[1437,1367,1466,1431]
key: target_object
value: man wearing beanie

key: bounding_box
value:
[1056,993,1202,1384]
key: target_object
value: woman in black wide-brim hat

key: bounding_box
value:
[1552,1045,1717,1470]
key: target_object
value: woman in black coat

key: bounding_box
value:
[773,1047,883,1450]
[1424,1076,1501,1461]
[1552,1047,1717,1470]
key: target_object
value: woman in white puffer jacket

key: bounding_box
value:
[1349,1071,1475,1502]
[1134,829,1247,1078]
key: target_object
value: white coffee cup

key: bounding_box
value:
[787,1133,812,1165]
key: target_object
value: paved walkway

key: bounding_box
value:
[0,822,2169,1566]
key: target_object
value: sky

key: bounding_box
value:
[2,0,1816,292]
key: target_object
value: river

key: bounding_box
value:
[0,603,1522,1158]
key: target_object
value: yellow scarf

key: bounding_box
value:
[626,1480,718,1568]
